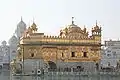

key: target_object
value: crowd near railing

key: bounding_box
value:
[48,68,84,72]
[10,64,120,76]
[41,68,120,76]
[46,67,119,73]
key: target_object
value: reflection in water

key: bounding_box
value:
[0,71,120,80]
[11,75,120,80]
[0,70,10,80]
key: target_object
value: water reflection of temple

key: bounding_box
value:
[17,17,102,73]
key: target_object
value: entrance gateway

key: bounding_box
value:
[47,61,57,71]
[48,61,57,69]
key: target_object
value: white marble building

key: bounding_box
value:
[15,17,26,40]
[0,46,3,68]
[9,17,26,61]
[0,17,26,69]
[0,41,10,69]
[101,40,120,68]
[8,35,18,61]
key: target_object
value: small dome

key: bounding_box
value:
[16,17,27,38]
[8,35,18,45]
[1,40,7,46]
[69,23,78,28]
[67,17,82,33]
[17,17,26,32]
[31,22,37,27]
[17,21,26,28]
[30,22,38,32]
[68,24,82,33]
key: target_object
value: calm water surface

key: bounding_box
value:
[0,71,120,80]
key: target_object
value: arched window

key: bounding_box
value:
[83,52,87,57]
[62,53,64,57]
[12,51,16,53]
[71,52,75,57]
[31,53,34,57]
[108,62,110,66]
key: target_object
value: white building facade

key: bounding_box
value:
[0,17,27,69]
[0,41,10,69]
[8,35,18,61]
[9,17,26,61]
[101,40,120,68]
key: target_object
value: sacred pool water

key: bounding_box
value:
[1,71,120,80]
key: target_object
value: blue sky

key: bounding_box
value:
[0,0,120,43]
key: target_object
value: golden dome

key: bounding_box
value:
[30,22,38,32]
[67,17,82,33]
[92,20,101,33]
[68,25,82,33]
[31,22,37,28]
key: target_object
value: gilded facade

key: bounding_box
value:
[17,18,102,71]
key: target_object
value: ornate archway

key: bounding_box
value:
[48,61,57,69]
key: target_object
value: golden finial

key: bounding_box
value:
[96,20,98,26]
[31,18,38,33]
[83,25,86,33]
[31,17,36,27]
[72,17,74,24]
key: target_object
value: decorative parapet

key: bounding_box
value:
[21,37,101,46]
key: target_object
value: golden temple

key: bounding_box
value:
[17,17,102,70]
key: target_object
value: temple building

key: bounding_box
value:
[16,17,102,73]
